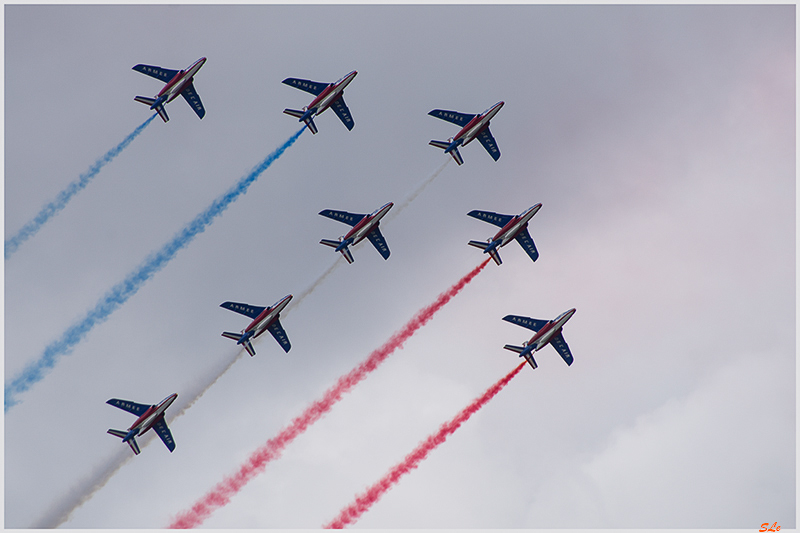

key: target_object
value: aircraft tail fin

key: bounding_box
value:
[221,331,241,342]
[107,429,141,455]
[468,240,502,265]
[503,345,538,369]
[429,140,465,164]
[134,96,169,122]
[320,239,355,263]
[283,108,318,134]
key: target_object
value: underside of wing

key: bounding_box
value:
[106,398,151,416]
[477,127,501,161]
[514,228,539,262]
[220,301,266,319]
[132,64,179,83]
[318,209,366,227]
[428,109,476,127]
[467,210,513,228]
[152,418,176,452]
[267,319,292,353]
[550,332,574,366]
[181,82,206,119]
[502,315,550,332]
[366,227,391,260]
[282,77,326,96]
[330,96,355,130]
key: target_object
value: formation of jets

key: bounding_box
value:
[111,61,577,455]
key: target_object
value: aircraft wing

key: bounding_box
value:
[330,96,355,131]
[366,227,391,260]
[549,332,574,366]
[319,209,366,227]
[267,318,292,353]
[467,210,514,228]
[502,315,549,332]
[132,64,180,83]
[514,228,539,262]
[106,398,151,416]
[477,127,501,161]
[282,77,326,96]
[152,418,176,452]
[181,82,206,119]
[220,301,267,319]
[428,109,476,127]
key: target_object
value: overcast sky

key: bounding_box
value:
[4,4,795,529]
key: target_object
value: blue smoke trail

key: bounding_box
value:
[5,114,159,260]
[5,127,305,411]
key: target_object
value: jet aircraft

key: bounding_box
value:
[220,294,292,356]
[132,57,206,123]
[502,308,576,369]
[428,101,504,165]
[319,202,393,264]
[107,393,177,455]
[282,70,358,134]
[467,204,542,265]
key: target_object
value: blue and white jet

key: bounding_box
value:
[107,393,177,455]
[319,202,393,264]
[220,295,293,356]
[428,101,504,165]
[467,204,542,265]
[132,57,206,123]
[282,70,357,134]
[502,308,577,369]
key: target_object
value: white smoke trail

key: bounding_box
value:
[384,158,450,224]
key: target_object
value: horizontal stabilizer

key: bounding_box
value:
[450,146,464,165]
[243,339,256,357]
[107,429,128,439]
[283,108,304,119]
[134,96,156,106]
[128,438,141,455]
[503,344,525,354]
[340,246,354,264]
[429,140,451,150]
[468,240,489,250]
[221,331,242,341]
[320,239,341,249]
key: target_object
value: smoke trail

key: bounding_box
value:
[5,127,305,412]
[40,258,338,527]
[383,159,450,224]
[168,259,491,529]
[325,361,526,529]
[5,114,158,260]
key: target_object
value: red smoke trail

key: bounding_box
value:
[324,360,527,529]
[168,259,490,529]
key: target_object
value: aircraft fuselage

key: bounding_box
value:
[245,295,292,339]
[526,308,576,352]
[343,202,393,246]
[128,393,177,437]
[157,57,206,104]
[492,203,542,248]
[454,101,504,146]
[306,70,357,117]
